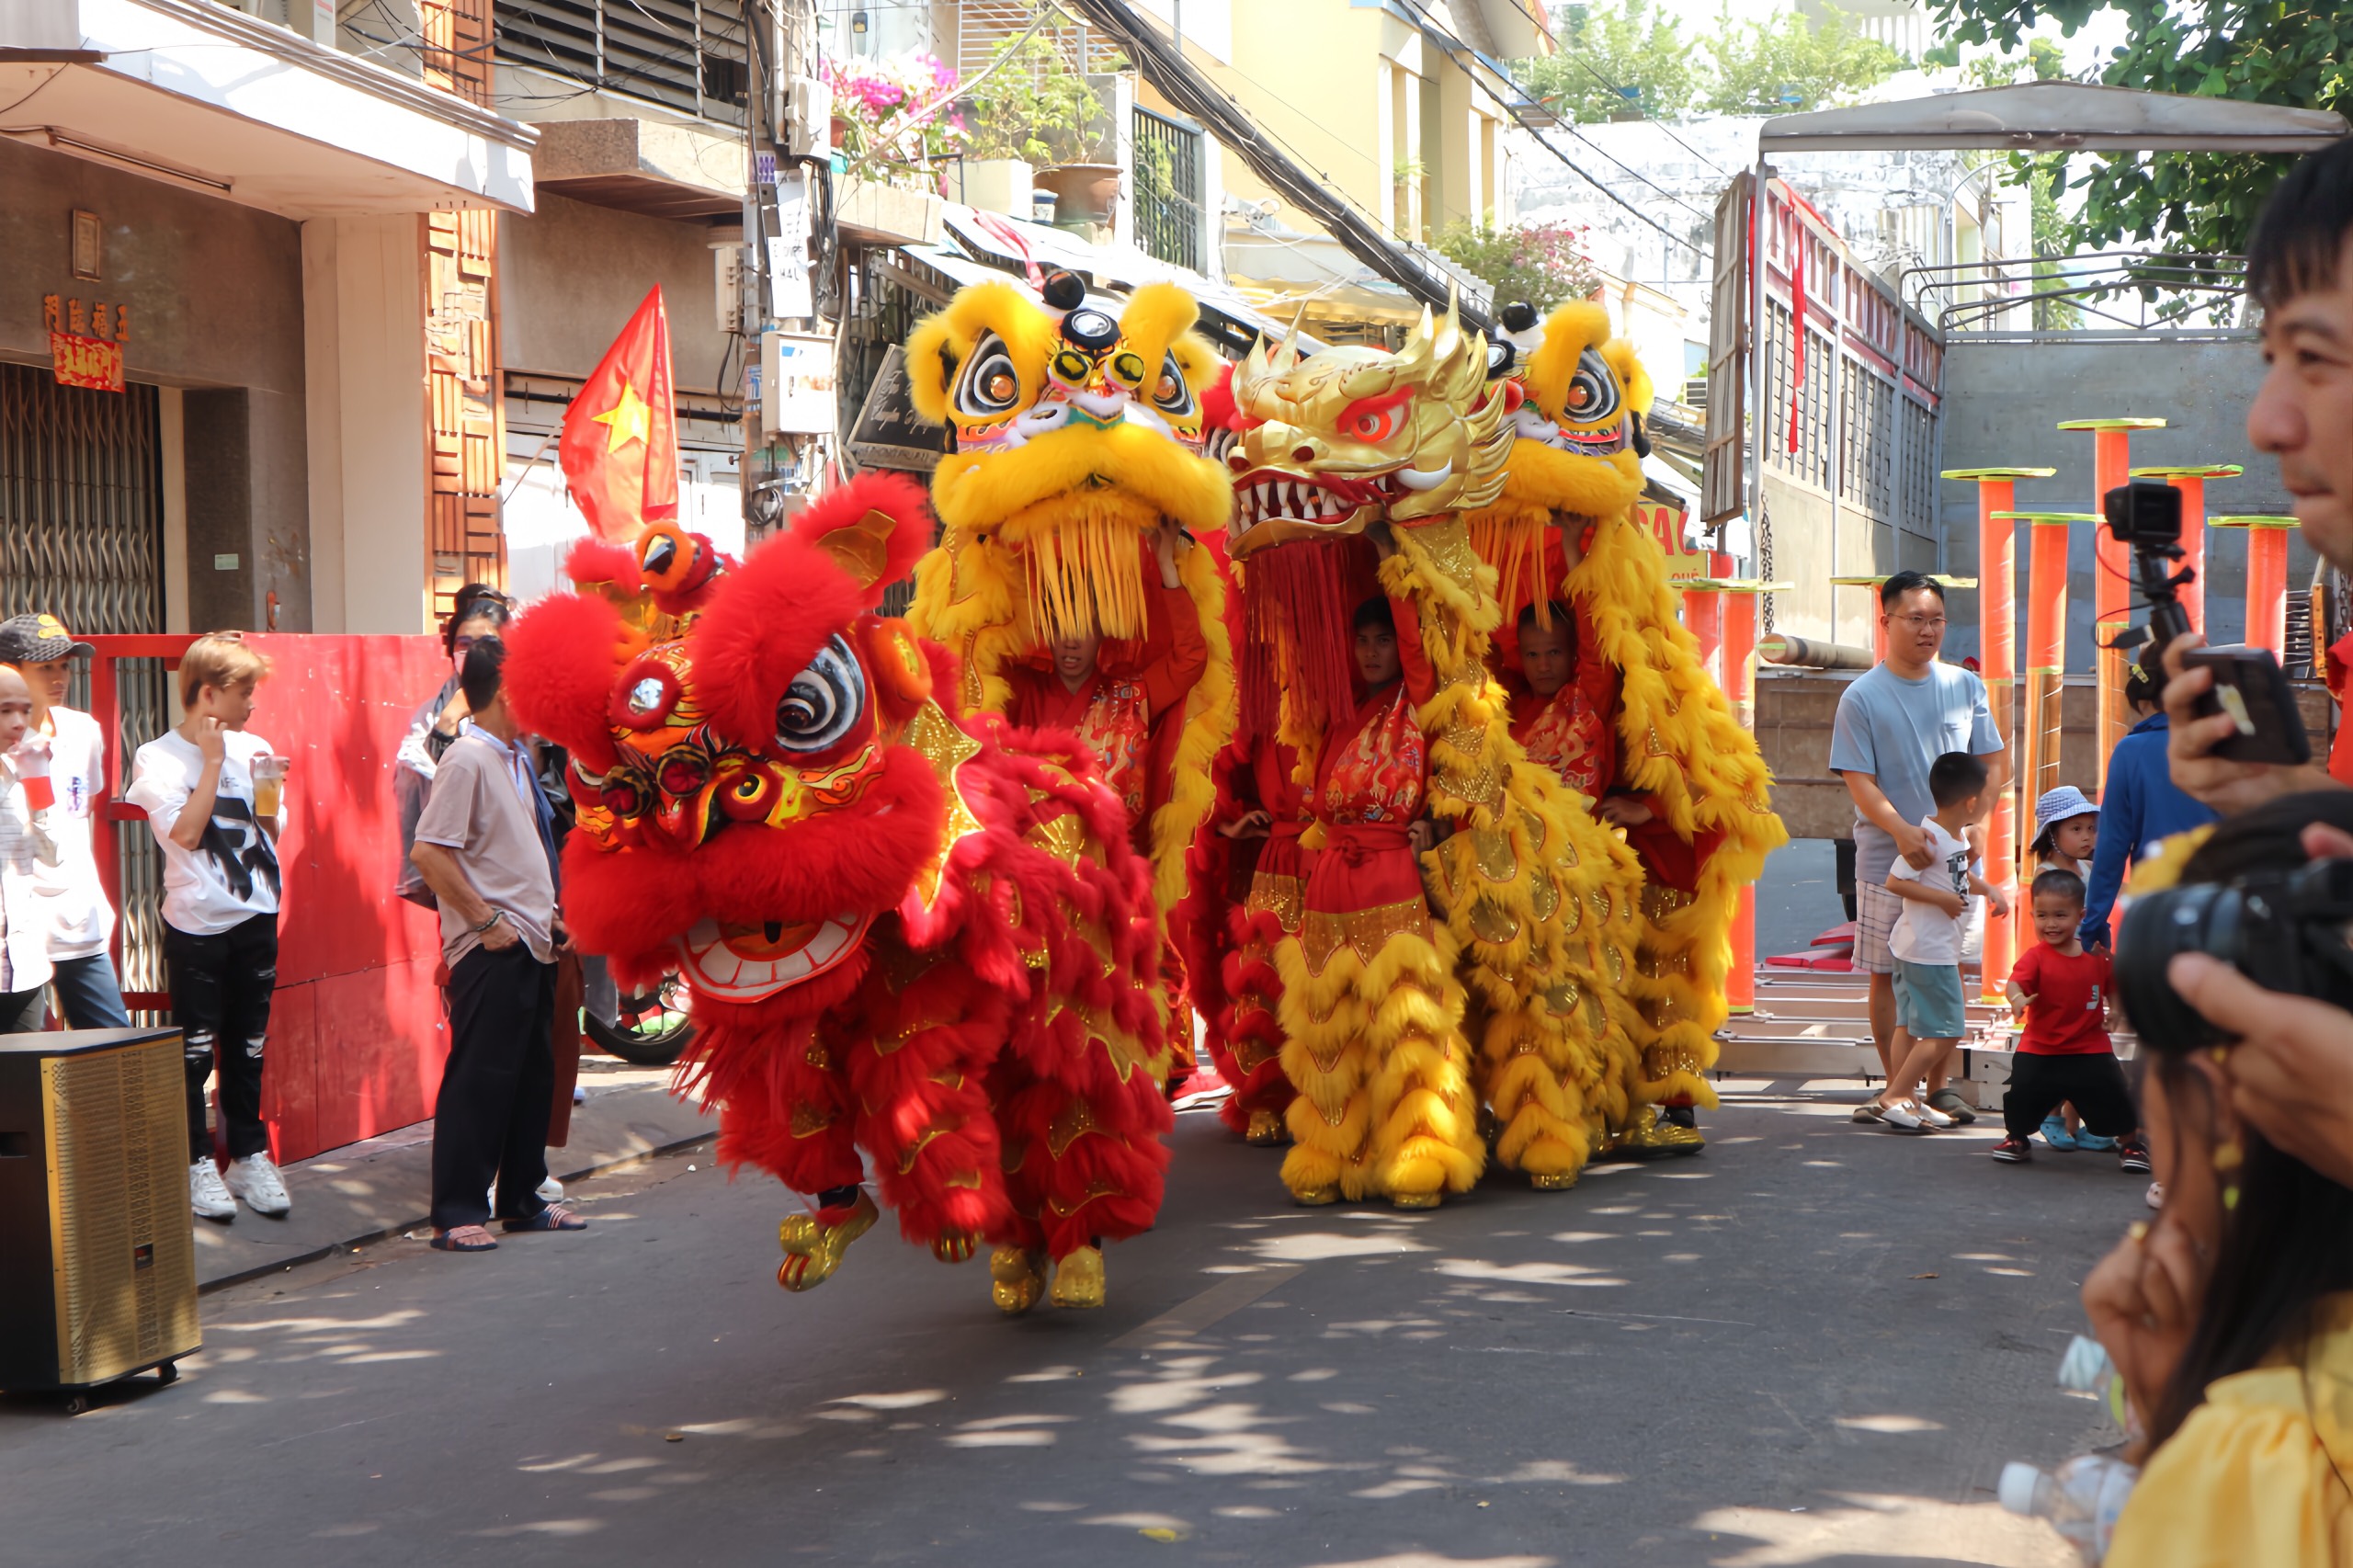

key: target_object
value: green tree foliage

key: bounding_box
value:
[1924,0,2353,256]
[959,30,1110,165]
[1518,0,1699,123]
[1436,219,1604,312]
[1700,5,1906,115]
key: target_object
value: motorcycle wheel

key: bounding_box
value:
[584,979,696,1067]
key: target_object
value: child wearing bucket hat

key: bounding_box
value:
[2030,786,2099,880]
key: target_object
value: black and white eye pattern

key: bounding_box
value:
[1562,348,1623,426]
[953,331,1024,421]
[775,635,865,753]
[1150,351,1195,418]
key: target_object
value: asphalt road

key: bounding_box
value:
[0,1085,2142,1567]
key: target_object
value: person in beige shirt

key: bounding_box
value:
[410,635,585,1253]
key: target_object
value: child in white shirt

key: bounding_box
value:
[1867,751,2008,1131]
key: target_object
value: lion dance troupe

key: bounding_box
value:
[502,273,1785,1315]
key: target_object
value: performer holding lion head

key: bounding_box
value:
[1468,300,1788,1148]
[1222,298,1647,1207]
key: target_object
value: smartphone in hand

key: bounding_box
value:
[2181,645,2312,766]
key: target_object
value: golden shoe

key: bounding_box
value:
[1390,1191,1441,1210]
[932,1233,978,1265]
[777,1189,878,1292]
[1623,1106,1706,1157]
[1290,1183,1339,1207]
[1049,1244,1106,1310]
[1245,1108,1290,1146]
[990,1244,1048,1316]
[1529,1169,1579,1191]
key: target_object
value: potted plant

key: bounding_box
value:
[826,51,965,193]
[956,30,1112,222]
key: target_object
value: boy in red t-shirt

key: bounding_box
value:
[1991,869,2150,1170]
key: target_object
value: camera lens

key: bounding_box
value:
[2115,881,2243,1049]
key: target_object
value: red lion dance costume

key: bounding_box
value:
[1468,300,1787,1148]
[503,477,1170,1314]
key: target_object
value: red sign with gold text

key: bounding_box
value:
[51,331,125,392]
[1634,499,1708,580]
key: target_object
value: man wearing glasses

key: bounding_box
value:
[1828,572,2009,1112]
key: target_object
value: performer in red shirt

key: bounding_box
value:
[1275,532,1483,1209]
[1199,736,1307,1143]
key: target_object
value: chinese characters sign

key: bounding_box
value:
[42,294,130,392]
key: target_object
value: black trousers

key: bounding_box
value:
[430,942,557,1230]
[166,914,279,1163]
[2002,1051,2137,1141]
[0,985,45,1034]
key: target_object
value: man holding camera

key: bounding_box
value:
[2153,138,2353,1187]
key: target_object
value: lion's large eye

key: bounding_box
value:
[1151,352,1194,415]
[1563,348,1622,426]
[954,332,1023,420]
[775,635,865,753]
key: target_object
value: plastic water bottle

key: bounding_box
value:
[1998,1455,2140,1564]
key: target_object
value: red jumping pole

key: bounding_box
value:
[1997,512,2098,955]
[2213,515,2301,654]
[2132,464,2241,637]
[2059,418,2165,788]
[1943,468,2049,998]
[1683,574,1786,1015]
[1682,550,1731,686]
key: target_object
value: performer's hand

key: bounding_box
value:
[1153,519,1187,589]
[1407,819,1435,855]
[1370,523,1398,562]
[1549,509,1591,574]
[1218,810,1271,840]
[1596,795,1654,828]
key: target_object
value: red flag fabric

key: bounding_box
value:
[559,285,679,542]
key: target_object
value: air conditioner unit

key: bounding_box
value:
[0,1028,200,1414]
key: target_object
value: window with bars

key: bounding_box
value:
[494,0,749,124]
[1132,107,1202,274]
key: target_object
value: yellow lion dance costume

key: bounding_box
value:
[902,272,1235,936]
[1467,300,1786,1132]
[1225,299,1647,1204]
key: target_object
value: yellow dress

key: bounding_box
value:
[2108,1297,2353,1566]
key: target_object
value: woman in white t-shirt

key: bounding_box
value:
[127,633,290,1224]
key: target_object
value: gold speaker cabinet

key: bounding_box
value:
[0,1028,200,1409]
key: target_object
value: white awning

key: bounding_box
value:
[1760,80,2347,154]
[0,0,536,216]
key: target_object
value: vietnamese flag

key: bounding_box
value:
[560,285,679,541]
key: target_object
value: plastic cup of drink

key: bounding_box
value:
[253,755,289,818]
[22,772,53,812]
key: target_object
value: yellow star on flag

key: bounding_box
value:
[592,377,652,453]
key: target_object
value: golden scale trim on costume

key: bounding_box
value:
[1298,897,1433,978]
[1245,871,1305,934]
[902,700,985,912]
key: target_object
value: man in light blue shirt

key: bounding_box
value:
[1828,573,2008,1106]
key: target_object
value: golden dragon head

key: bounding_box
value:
[907,272,1232,642]
[1223,294,1511,560]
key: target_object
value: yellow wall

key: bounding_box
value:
[1135,0,1513,244]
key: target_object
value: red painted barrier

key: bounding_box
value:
[86,633,453,1163]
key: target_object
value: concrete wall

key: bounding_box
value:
[1760,475,1934,649]
[1936,333,2316,670]
[499,193,730,393]
[0,137,310,632]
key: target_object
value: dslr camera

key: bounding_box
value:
[2117,858,2353,1049]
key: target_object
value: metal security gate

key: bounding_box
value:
[0,362,169,1011]
[1133,106,1204,273]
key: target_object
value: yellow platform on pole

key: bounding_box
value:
[1990,512,2101,525]
[1824,574,1977,588]
[2056,417,2167,431]
[2211,514,2301,529]
[1680,579,1794,593]
[1940,467,2057,480]
[2132,464,2243,480]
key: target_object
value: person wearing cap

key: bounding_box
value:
[0,613,126,1031]
[2081,657,2220,951]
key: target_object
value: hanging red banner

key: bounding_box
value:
[51,331,125,392]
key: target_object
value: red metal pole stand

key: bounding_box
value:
[2213,515,2301,654]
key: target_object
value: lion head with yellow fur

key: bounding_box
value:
[1466,299,1654,608]
[904,270,1235,913]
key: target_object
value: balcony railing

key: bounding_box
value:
[494,0,748,125]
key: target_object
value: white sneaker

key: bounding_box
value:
[536,1176,563,1203]
[225,1153,291,1216]
[190,1160,235,1221]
